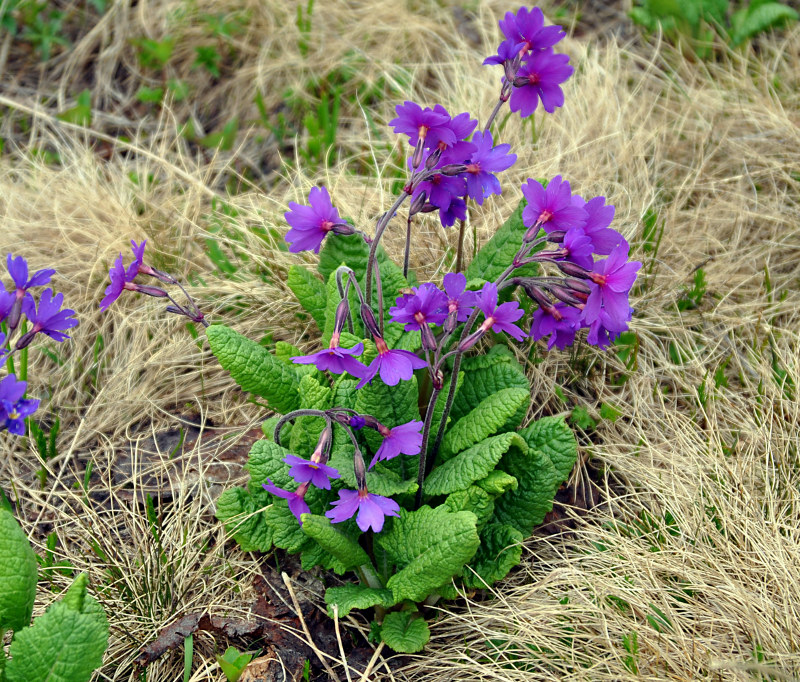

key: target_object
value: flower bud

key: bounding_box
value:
[353,450,368,491]
[512,75,529,88]
[565,277,591,294]
[522,221,543,243]
[412,139,425,170]
[133,284,169,298]
[331,222,356,236]
[409,190,427,217]
[458,328,485,353]
[360,304,381,338]
[548,285,582,305]
[349,415,365,430]
[546,230,566,243]
[333,298,350,336]
[556,260,592,278]
[425,148,442,170]
[522,284,551,309]
[438,164,468,176]
[420,323,437,351]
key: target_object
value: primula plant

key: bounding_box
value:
[103,5,641,655]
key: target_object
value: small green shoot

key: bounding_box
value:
[216,646,254,682]
[132,37,175,70]
[296,0,314,57]
[136,86,164,104]
[183,634,193,682]
[621,631,639,674]
[20,7,69,61]
[570,405,596,431]
[193,45,222,78]
[677,267,707,311]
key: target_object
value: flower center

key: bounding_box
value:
[376,338,390,355]
[9,409,19,420]
[591,272,607,286]
[527,71,540,85]
[481,315,496,331]
[465,162,481,175]
[538,209,553,223]
[417,125,428,140]
[413,311,426,325]
[320,220,335,232]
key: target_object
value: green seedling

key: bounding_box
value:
[216,646,254,682]
[19,4,69,61]
[132,36,175,70]
[193,45,222,78]
[57,90,93,127]
[677,267,707,311]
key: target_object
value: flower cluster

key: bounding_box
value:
[0,254,78,435]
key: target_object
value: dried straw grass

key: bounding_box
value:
[1,0,799,679]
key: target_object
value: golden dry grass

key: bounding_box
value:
[1,0,799,680]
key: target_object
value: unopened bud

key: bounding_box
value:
[420,323,437,351]
[556,261,592,279]
[425,148,442,171]
[523,284,551,309]
[331,222,356,236]
[522,221,543,243]
[565,277,591,294]
[421,202,438,214]
[458,328,485,353]
[443,309,458,334]
[546,230,566,243]
[438,164,467,176]
[548,285,582,306]
[432,368,444,390]
[133,284,169,298]
[409,191,427,216]
[412,139,425,170]
[311,424,333,464]
[333,298,350,336]
[353,450,368,491]
[360,304,381,337]
[14,329,36,350]
[512,76,529,88]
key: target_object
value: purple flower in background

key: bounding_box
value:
[438,196,468,228]
[389,283,447,331]
[19,289,78,347]
[100,240,147,311]
[285,186,344,254]
[498,6,565,54]
[325,488,400,533]
[561,227,594,270]
[572,195,623,255]
[583,243,641,326]
[356,339,427,389]
[283,454,340,490]
[292,340,367,378]
[263,478,311,524]
[0,375,40,435]
[390,101,456,150]
[531,303,582,350]
[412,170,466,213]
[464,131,516,205]
[522,176,588,233]
[509,49,573,116]
[443,272,478,323]
[370,420,424,469]
[0,332,8,364]
[476,282,527,341]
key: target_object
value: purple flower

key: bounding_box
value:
[531,303,582,350]
[6,254,55,296]
[283,454,340,490]
[521,176,588,233]
[100,240,147,311]
[0,291,13,322]
[438,196,468,228]
[464,131,517,205]
[442,272,478,323]
[389,101,456,150]
[349,415,365,430]
[19,289,78,346]
[484,37,525,66]
[292,340,367,378]
[0,375,40,435]
[370,420,424,469]
[571,195,623,255]
[561,227,594,271]
[263,478,311,524]
[431,105,478,154]
[356,339,427,389]
[325,488,400,533]
[412,170,467,213]
[285,186,344,254]
[476,282,527,341]
[585,307,631,349]
[0,332,8,364]
[583,243,641,327]
[498,7,565,54]
[509,49,573,116]
[389,283,447,330]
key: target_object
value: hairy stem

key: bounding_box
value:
[365,192,410,303]
[414,383,441,509]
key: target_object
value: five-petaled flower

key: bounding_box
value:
[0,374,40,435]
[292,337,367,378]
[263,478,311,524]
[18,288,78,349]
[509,49,573,116]
[370,420,424,469]
[285,186,346,254]
[283,454,340,490]
[356,337,427,389]
[476,282,527,341]
[325,488,400,533]
[100,240,147,311]
[521,176,588,234]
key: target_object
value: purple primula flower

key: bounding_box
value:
[349,415,366,430]
[583,242,641,327]
[531,303,582,350]
[438,196,468,228]
[476,282,527,341]
[464,131,517,205]
[356,338,427,389]
[0,290,13,322]
[283,454,340,490]
[19,289,78,345]
[389,283,448,331]
[484,37,525,66]
[390,101,457,150]
[0,374,40,435]
[263,478,311,524]
[284,186,344,254]
[431,105,478,154]
[325,488,400,533]
[6,254,55,295]
[521,176,588,233]
[498,6,566,54]
[585,307,631,349]
[292,338,367,378]
[571,195,623,255]
[442,272,478,323]
[369,420,424,469]
[561,227,595,271]
[411,169,467,213]
[100,240,147,311]
[509,49,573,116]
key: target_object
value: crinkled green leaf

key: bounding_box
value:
[493,445,560,536]
[441,387,530,460]
[301,514,370,571]
[289,375,332,455]
[732,2,798,46]
[378,506,480,602]
[450,353,530,432]
[380,611,430,653]
[318,233,372,284]
[476,470,519,496]
[466,201,538,282]
[427,370,464,454]
[328,449,418,497]
[6,574,108,682]
[215,486,273,552]
[287,264,327,329]
[265,501,312,553]
[463,523,523,588]
[206,324,300,414]
[325,585,395,618]
[444,486,494,531]
[518,416,577,483]
[384,322,421,352]
[425,432,527,496]
[246,439,293,491]
[0,509,38,633]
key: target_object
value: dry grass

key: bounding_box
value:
[1,0,799,680]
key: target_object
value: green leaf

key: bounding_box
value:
[216,646,253,682]
[215,487,273,552]
[380,611,430,653]
[518,416,578,483]
[378,506,480,602]
[289,375,331,455]
[325,585,395,618]
[466,201,538,283]
[328,450,418,497]
[428,370,464,452]
[463,523,523,588]
[732,2,798,45]
[56,89,92,126]
[246,439,293,490]
[424,432,528,496]
[441,387,530,460]
[206,324,300,414]
[265,501,311,553]
[275,341,316,379]
[476,470,518,496]
[443,486,494,531]
[300,514,370,571]
[0,508,38,632]
[287,265,327,329]
[6,574,108,682]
